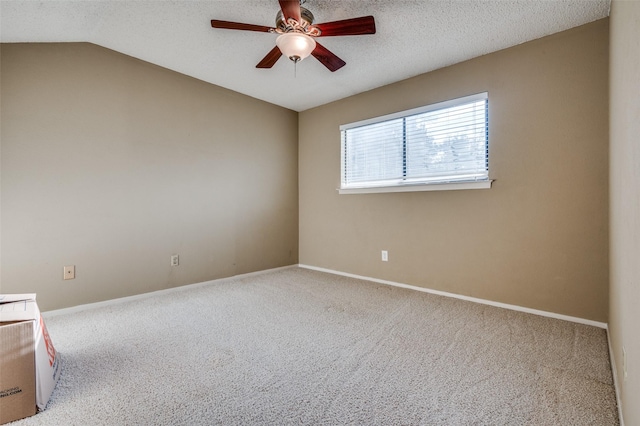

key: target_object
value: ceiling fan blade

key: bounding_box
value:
[311,42,346,72]
[314,16,376,37]
[211,20,274,33]
[279,0,301,23]
[256,46,283,68]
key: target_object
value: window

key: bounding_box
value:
[340,93,491,194]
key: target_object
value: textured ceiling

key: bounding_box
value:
[1,0,610,111]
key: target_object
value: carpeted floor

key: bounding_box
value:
[13,267,619,425]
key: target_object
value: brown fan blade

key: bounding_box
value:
[211,20,274,33]
[311,42,346,72]
[314,16,376,37]
[279,0,301,23]
[256,46,283,68]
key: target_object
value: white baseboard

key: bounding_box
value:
[46,262,609,328]
[607,329,625,426]
[298,264,608,329]
[42,264,297,318]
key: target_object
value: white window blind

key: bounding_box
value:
[340,93,489,192]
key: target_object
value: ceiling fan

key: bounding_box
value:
[211,0,376,72]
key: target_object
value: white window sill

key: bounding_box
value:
[338,180,493,194]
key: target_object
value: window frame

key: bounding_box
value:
[339,92,492,194]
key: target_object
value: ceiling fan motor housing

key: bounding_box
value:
[275,7,320,36]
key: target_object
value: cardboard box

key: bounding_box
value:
[0,295,61,424]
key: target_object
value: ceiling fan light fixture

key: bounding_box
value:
[276,32,316,63]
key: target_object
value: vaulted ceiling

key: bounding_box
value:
[1,0,610,111]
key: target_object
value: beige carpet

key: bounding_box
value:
[14,267,619,425]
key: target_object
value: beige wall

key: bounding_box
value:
[609,0,640,424]
[299,19,609,322]
[0,43,299,311]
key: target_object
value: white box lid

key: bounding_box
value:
[0,296,39,323]
[0,294,37,304]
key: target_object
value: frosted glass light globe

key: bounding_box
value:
[276,32,316,63]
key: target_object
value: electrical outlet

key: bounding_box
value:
[381,250,388,262]
[171,254,179,267]
[623,346,628,381]
[63,265,75,280]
